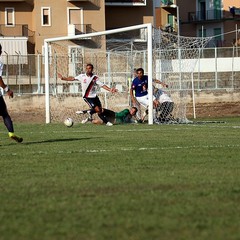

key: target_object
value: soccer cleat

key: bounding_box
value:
[76,110,84,114]
[9,132,23,143]
[106,122,113,126]
[81,117,92,124]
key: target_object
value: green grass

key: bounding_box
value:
[0,118,240,240]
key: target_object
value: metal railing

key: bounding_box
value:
[74,24,95,34]
[0,47,240,95]
[0,24,35,44]
[188,10,222,22]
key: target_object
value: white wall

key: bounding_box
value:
[156,57,240,73]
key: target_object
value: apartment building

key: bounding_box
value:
[158,0,240,47]
[105,0,160,29]
[0,0,105,54]
[0,0,160,55]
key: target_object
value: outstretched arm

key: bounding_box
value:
[130,88,137,106]
[154,79,168,88]
[58,73,75,81]
[102,85,118,93]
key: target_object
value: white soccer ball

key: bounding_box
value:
[64,117,74,127]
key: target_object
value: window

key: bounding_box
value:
[168,14,174,28]
[41,7,51,26]
[214,28,222,47]
[5,8,15,26]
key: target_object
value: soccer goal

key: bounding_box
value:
[44,23,211,124]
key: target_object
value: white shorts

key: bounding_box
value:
[136,94,156,108]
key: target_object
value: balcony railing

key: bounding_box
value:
[72,24,95,34]
[0,24,35,43]
[188,10,222,22]
[105,0,146,6]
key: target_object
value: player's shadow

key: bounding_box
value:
[22,137,93,145]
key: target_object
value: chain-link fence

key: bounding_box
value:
[1,47,239,96]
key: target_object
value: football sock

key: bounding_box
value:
[3,114,14,132]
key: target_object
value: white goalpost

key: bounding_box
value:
[44,23,211,125]
[44,23,154,124]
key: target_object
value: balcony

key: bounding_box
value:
[0,24,35,43]
[105,0,146,7]
[68,24,101,48]
[67,0,100,7]
[68,24,96,36]
[188,10,222,23]
[0,0,33,4]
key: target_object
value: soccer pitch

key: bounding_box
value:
[0,118,240,240]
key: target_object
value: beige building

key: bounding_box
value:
[158,0,240,47]
[0,0,161,54]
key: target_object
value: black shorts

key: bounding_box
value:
[0,96,7,116]
[102,108,116,123]
[83,96,102,109]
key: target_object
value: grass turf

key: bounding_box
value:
[0,117,240,240]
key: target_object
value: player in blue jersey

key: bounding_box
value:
[130,67,168,122]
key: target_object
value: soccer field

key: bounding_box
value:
[0,118,240,240]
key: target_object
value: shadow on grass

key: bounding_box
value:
[6,137,93,146]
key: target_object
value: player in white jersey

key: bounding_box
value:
[0,44,23,142]
[58,64,117,126]
[154,88,174,123]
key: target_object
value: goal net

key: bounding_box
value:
[44,24,211,124]
[154,29,212,122]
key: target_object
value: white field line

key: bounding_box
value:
[24,125,240,135]
[1,144,239,157]
[0,123,239,135]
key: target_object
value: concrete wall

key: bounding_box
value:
[4,89,240,123]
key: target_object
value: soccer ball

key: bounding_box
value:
[64,118,74,127]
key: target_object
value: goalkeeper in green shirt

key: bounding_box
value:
[91,107,138,125]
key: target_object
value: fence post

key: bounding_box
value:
[231,46,235,89]
[37,54,41,94]
[215,47,218,89]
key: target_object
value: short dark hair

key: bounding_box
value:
[132,106,138,114]
[86,63,94,69]
[136,68,144,74]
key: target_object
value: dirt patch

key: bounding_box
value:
[9,109,45,124]
[188,102,240,118]
[5,102,239,124]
